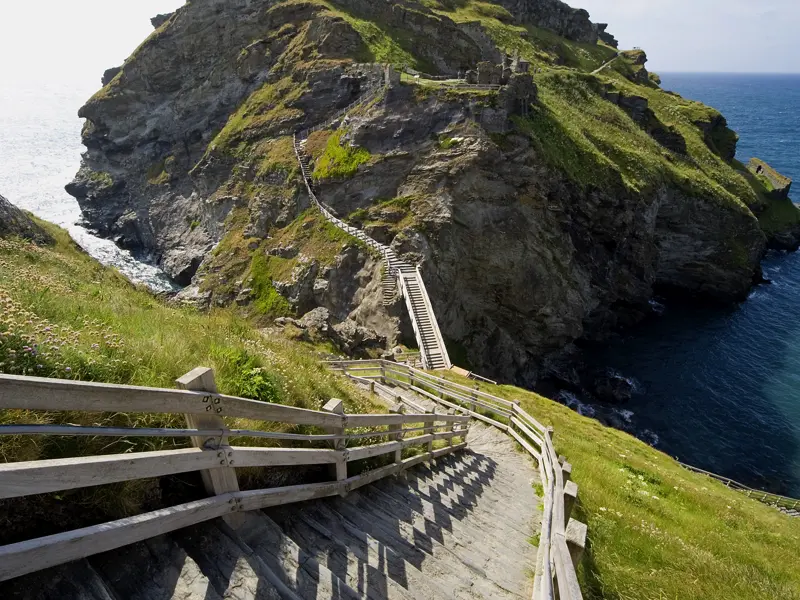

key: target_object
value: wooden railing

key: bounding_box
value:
[679,462,800,511]
[328,359,585,600]
[0,368,470,582]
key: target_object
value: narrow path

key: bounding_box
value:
[591,52,620,76]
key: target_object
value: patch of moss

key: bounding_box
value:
[88,171,114,188]
[312,130,372,180]
[147,159,171,186]
[439,136,461,149]
[249,253,294,318]
[426,0,615,72]
[210,77,308,155]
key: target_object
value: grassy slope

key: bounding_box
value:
[441,372,800,600]
[0,221,384,531]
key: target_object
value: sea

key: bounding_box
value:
[0,78,177,292]
[586,73,800,497]
[1,72,799,496]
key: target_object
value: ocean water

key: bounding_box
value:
[0,77,177,293]
[588,73,800,497]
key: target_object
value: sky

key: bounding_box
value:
[0,0,797,91]
[0,0,185,90]
[578,0,800,73]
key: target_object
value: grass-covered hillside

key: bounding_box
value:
[0,220,383,541]
[442,371,800,600]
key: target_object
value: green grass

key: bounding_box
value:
[511,69,758,219]
[313,129,372,180]
[0,221,384,540]
[199,208,372,318]
[444,372,800,600]
[424,0,615,72]
[210,77,308,155]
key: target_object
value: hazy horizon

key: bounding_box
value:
[579,0,799,74]
[0,0,797,94]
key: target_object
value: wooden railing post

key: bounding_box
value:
[425,408,435,453]
[389,406,404,465]
[323,399,348,486]
[564,481,579,526]
[176,367,243,528]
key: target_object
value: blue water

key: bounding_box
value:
[591,74,800,497]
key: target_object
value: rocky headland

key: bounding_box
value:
[66,0,800,385]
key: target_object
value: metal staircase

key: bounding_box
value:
[292,99,451,370]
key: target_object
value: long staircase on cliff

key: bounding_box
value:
[292,91,451,371]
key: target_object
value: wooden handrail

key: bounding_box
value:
[678,462,800,510]
[332,359,584,600]
[0,367,471,582]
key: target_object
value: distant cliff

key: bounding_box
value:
[67,0,800,384]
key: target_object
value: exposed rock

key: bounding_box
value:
[101,66,122,86]
[592,369,634,404]
[67,0,773,385]
[495,0,599,43]
[617,94,649,125]
[694,114,738,161]
[748,158,792,201]
[278,306,386,357]
[0,194,53,245]
[595,23,618,48]
[150,13,174,29]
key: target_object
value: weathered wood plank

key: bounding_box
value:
[508,428,543,462]
[0,495,233,582]
[346,412,469,426]
[512,403,549,435]
[0,373,344,427]
[229,447,341,467]
[511,416,545,449]
[236,481,343,512]
[344,462,401,493]
[554,535,584,600]
[0,448,219,499]
[323,399,348,484]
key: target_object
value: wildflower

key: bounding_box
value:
[65,367,71,373]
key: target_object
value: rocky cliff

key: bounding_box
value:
[67,0,800,383]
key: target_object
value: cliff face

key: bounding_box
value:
[67,0,798,382]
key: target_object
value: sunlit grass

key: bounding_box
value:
[443,372,800,600]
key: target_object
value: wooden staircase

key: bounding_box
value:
[293,121,451,371]
[3,423,541,600]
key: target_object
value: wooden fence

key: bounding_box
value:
[328,360,586,600]
[0,367,470,582]
[679,462,800,511]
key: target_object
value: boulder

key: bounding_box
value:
[150,13,173,29]
[101,66,122,86]
[593,370,634,403]
[0,194,53,245]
